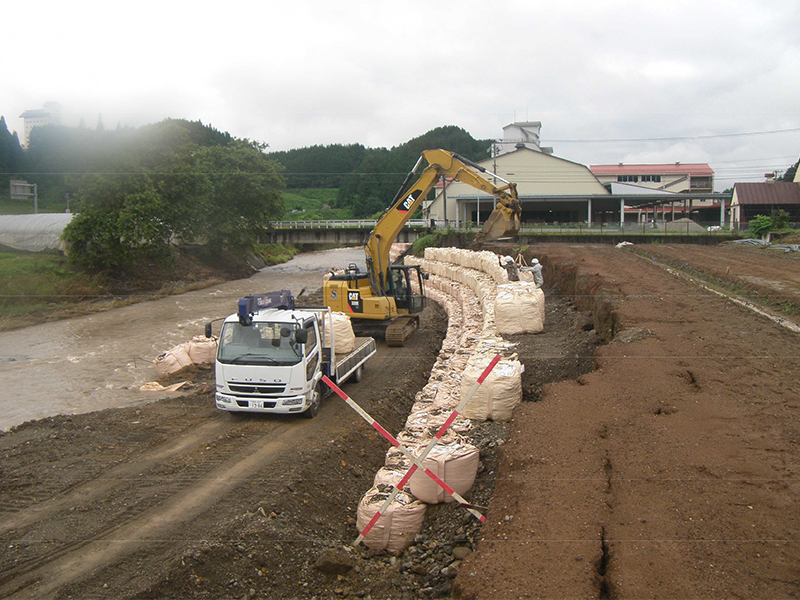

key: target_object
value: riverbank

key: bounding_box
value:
[0,244,302,332]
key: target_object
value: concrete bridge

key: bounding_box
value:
[261,219,741,246]
[261,220,432,245]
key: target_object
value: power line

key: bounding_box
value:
[547,127,800,143]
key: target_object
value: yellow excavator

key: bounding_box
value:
[324,148,521,346]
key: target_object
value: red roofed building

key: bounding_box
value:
[730,182,800,227]
[589,163,714,193]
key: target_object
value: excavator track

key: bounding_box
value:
[385,315,419,347]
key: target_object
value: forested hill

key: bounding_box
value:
[268,125,493,216]
[2,116,493,217]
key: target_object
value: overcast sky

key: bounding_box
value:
[4,0,799,190]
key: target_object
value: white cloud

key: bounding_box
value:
[2,0,799,188]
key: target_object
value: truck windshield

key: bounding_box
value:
[218,322,302,365]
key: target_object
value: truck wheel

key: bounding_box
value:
[353,365,363,383]
[304,384,322,418]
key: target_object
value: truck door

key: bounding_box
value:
[303,320,319,382]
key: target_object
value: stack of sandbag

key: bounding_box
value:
[356,485,427,554]
[460,355,523,421]
[406,405,472,436]
[409,438,480,504]
[323,311,355,353]
[495,283,545,335]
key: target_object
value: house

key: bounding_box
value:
[730,182,800,227]
[424,147,613,226]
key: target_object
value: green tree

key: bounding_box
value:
[0,116,24,189]
[770,209,790,230]
[781,157,799,182]
[63,172,170,273]
[197,140,285,252]
[63,131,285,274]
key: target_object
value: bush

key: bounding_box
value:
[748,214,773,238]
[411,232,443,256]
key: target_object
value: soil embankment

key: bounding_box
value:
[456,243,800,599]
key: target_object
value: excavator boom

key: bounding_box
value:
[324,149,520,347]
[365,149,520,295]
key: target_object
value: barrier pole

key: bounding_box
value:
[322,353,501,545]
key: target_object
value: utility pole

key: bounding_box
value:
[441,175,447,228]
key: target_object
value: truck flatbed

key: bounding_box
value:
[324,337,377,385]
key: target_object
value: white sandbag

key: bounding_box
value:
[385,447,413,471]
[409,441,480,504]
[356,485,426,554]
[373,466,410,490]
[154,343,193,378]
[495,283,544,335]
[460,358,523,422]
[406,407,472,435]
[186,335,218,364]
[323,311,355,354]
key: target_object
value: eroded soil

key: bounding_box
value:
[2,242,799,599]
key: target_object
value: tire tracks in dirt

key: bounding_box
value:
[0,414,333,599]
[0,419,233,536]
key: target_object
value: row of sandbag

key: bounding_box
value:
[154,336,218,378]
[356,249,528,553]
[420,247,545,336]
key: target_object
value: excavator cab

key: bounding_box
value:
[388,265,427,315]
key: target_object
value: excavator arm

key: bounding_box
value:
[365,148,520,295]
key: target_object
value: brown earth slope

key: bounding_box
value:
[456,243,800,599]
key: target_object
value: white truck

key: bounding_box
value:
[207,291,376,418]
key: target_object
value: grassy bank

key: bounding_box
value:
[0,252,105,329]
[0,243,323,332]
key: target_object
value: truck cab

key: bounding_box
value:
[211,292,376,418]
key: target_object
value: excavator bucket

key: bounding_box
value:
[475,205,521,242]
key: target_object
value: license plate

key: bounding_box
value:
[250,400,264,409]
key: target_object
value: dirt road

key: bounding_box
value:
[1,242,799,599]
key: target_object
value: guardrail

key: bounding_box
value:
[270,220,739,235]
[269,220,431,229]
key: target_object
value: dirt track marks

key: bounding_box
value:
[0,415,330,599]
[0,419,233,536]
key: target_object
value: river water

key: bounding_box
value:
[0,248,366,431]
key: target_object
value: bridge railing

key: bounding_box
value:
[269,219,434,229]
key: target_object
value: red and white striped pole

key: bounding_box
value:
[322,353,501,545]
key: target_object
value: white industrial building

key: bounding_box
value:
[424,146,615,226]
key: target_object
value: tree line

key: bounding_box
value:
[0,116,493,275]
[0,118,284,275]
[267,125,493,217]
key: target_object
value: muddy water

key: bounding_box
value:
[0,248,366,431]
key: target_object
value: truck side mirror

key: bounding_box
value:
[295,328,308,344]
[205,323,213,338]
